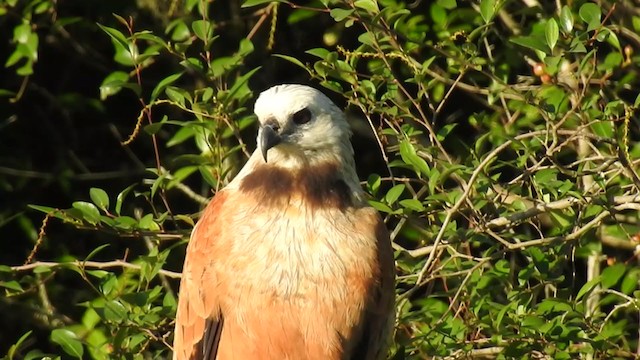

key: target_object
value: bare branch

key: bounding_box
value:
[11,260,182,279]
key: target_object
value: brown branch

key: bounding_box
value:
[11,260,182,279]
[486,194,640,229]
[24,213,53,265]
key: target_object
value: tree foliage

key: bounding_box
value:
[2,0,640,359]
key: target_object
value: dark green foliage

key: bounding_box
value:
[2,0,640,358]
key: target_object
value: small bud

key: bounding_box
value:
[540,74,552,84]
[533,63,546,76]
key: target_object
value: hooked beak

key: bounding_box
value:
[259,124,281,162]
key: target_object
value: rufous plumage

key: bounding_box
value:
[173,84,395,360]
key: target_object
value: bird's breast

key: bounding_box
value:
[225,198,377,298]
[201,163,387,359]
[213,199,380,359]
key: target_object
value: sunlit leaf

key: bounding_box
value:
[545,19,559,51]
[50,329,84,359]
[89,188,109,211]
[72,202,101,225]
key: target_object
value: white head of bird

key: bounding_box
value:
[253,84,354,168]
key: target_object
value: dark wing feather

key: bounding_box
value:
[201,316,223,360]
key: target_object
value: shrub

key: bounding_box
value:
[2,0,640,359]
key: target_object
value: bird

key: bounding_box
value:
[172,84,395,360]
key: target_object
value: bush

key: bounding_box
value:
[2,0,640,359]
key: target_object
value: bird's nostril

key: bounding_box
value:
[265,118,280,132]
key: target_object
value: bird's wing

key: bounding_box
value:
[173,191,229,360]
[351,214,396,360]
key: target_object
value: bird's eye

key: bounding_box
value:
[292,107,312,125]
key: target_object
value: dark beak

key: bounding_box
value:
[259,124,281,162]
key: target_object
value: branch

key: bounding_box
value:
[11,260,182,279]
[486,194,640,229]
[416,130,560,284]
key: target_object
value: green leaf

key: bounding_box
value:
[7,331,32,359]
[479,0,495,24]
[385,184,405,204]
[28,204,57,214]
[399,199,425,212]
[0,280,23,291]
[621,269,639,294]
[579,3,601,31]
[534,168,557,184]
[104,300,127,322]
[167,126,195,147]
[287,9,317,24]
[306,48,331,59]
[238,37,254,56]
[151,72,183,101]
[368,200,394,214]
[115,184,136,215]
[224,66,261,106]
[99,71,129,100]
[601,263,626,289]
[84,244,111,263]
[33,266,52,274]
[72,202,101,225]
[273,54,311,74]
[192,20,213,42]
[367,174,381,195]
[399,140,430,177]
[144,122,164,135]
[354,0,379,13]
[23,32,39,61]
[13,23,31,44]
[436,123,457,141]
[576,277,600,301]
[437,0,457,10]
[510,36,551,55]
[0,88,16,97]
[590,120,614,138]
[603,28,621,50]
[560,6,574,33]
[242,0,285,7]
[330,8,354,22]
[166,86,190,106]
[89,188,109,211]
[138,213,160,231]
[545,19,559,51]
[114,216,137,230]
[51,329,84,359]
[198,166,218,188]
[96,24,129,48]
[548,210,573,230]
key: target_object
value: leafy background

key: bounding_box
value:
[2,0,640,359]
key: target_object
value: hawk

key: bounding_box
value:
[173,84,395,360]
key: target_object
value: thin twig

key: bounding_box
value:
[11,260,182,279]
[24,213,53,265]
